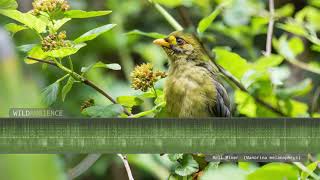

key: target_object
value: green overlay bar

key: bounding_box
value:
[0,118,318,153]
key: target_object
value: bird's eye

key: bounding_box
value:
[176,37,185,45]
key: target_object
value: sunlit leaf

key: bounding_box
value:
[81,61,121,73]
[45,43,86,58]
[154,0,183,8]
[201,164,247,180]
[276,79,312,99]
[82,104,123,117]
[197,4,225,33]
[65,10,112,18]
[17,44,37,53]
[175,155,199,176]
[0,0,17,9]
[41,82,60,106]
[25,45,47,64]
[116,96,143,108]
[254,55,284,70]
[301,161,319,180]
[247,163,299,180]
[61,77,74,102]
[275,3,294,18]
[277,22,308,37]
[4,23,27,35]
[53,18,71,31]
[74,24,116,43]
[127,30,166,39]
[0,10,47,33]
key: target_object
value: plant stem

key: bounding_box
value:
[152,86,158,99]
[264,0,274,56]
[68,154,102,179]
[26,56,131,116]
[148,0,183,31]
[293,162,320,180]
[117,154,135,180]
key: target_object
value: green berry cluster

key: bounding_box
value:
[32,0,70,15]
[131,63,167,92]
[41,31,70,51]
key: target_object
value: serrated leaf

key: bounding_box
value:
[197,5,223,33]
[82,104,123,117]
[64,10,112,18]
[0,10,47,33]
[4,23,27,35]
[25,45,47,64]
[81,61,121,73]
[0,0,18,10]
[175,154,199,176]
[301,161,319,180]
[74,24,116,43]
[41,82,60,106]
[45,43,86,58]
[116,96,143,108]
[61,77,74,102]
[127,30,166,39]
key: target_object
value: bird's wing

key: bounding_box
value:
[210,80,231,117]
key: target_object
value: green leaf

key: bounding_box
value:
[168,154,183,162]
[61,77,74,102]
[254,55,284,70]
[175,155,199,176]
[235,90,256,117]
[0,10,47,33]
[197,5,223,33]
[275,3,294,18]
[82,104,123,117]
[41,82,60,106]
[127,30,166,39]
[17,44,36,52]
[116,96,143,108]
[277,22,308,37]
[64,10,112,18]
[247,163,299,180]
[45,43,86,58]
[53,18,71,32]
[154,0,183,8]
[214,48,250,79]
[81,61,121,73]
[301,161,319,180]
[276,79,312,99]
[201,164,247,180]
[74,24,116,43]
[0,0,17,9]
[25,45,47,64]
[4,23,27,35]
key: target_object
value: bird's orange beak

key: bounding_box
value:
[153,38,170,48]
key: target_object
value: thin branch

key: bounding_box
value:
[293,162,320,180]
[264,0,275,56]
[26,56,131,116]
[117,154,135,180]
[311,87,320,117]
[68,154,101,179]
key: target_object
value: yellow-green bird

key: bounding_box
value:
[153,31,231,117]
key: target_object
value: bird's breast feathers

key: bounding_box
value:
[164,65,217,117]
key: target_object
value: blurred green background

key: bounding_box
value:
[1,0,320,179]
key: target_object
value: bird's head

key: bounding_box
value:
[153,31,205,63]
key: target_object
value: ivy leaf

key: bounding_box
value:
[41,82,60,106]
[64,10,112,18]
[25,45,47,64]
[4,23,27,35]
[61,77,74,102]
[174,155,199,176]
[0,0,18,10]
[74,24,116,43]
[116,96,143,108]
[45,43,86,58]
[0,10,47,33]
[197,5,223,33]
[301,161,319,180]
[82,104,123,117]
[127,30,166,39]
[81,61,121,73]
